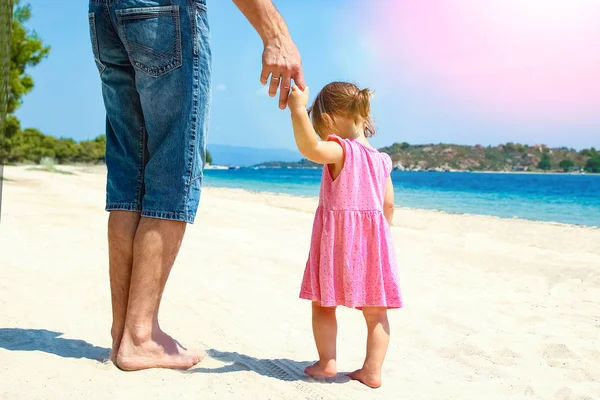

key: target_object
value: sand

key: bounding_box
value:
[0,165,599,400]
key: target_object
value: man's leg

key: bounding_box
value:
[107,211,140,361]
[116,217,202,371]
[88,1,148,363]
[109,0,211,370]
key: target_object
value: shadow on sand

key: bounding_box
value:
[190,349,351,384]
[0,328,110,361]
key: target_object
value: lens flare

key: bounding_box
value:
[363,0,600,123]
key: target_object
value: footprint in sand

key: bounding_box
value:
[540,343,577,360]
[554,386,594,400]
[492,348,520,366]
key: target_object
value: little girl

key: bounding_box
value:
[288,82,402,389]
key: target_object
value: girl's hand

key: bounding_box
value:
[288,85,309,112]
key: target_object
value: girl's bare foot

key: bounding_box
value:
[351,307,389,388]
[347,368,382,388]
[304,360,337,378]
[116,329,204,371]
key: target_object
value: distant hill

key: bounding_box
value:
[4,125,598,173]
[254,143,600,173]
[207,144,301,167]
[380,142,597,172]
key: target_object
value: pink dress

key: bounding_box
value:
[299,135,403,309]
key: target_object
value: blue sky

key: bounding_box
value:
[14,0,599,150]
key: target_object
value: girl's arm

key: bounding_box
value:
[383,176,395,226]
[288,86,344,165]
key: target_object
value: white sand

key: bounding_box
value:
[1,165,599,400]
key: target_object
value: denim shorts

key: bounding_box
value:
[88,0,211,223]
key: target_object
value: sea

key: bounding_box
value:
[204,168,600,227]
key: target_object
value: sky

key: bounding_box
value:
[14,0,600,150]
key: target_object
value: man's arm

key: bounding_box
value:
[232,0,305,109]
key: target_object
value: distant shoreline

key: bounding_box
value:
[7,162,599,175]
[205,165,598,175]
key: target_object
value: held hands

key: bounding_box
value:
[288,85,309,113]
[261,37,305,110]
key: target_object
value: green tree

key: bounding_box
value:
[77,135,106,163]
[1,0,13,162]
[8,1,50,115]
[585,157,600,173]
[558,159,574,172]
[206,150,212,165]
[505,142,517,152]
[8,127,55,163]
[537,152,552,170]
[0,114,19,161]
[1,1,50,164]
[53,138,79,163]
[400,142,410,150]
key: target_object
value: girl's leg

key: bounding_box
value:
[305,302,338,378]
[348,307,390,388]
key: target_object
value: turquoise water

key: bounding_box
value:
[204,169,600,227]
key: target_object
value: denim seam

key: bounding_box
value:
[106,202,141,211]
[116,6,177,17]
[184,63,199,214]
[174,8,183,73]
[119,12,174,20]
[137,124,147,206]
[142,209,192,216]
[188,0,197,56]
[183,5,203,215]
[141,209,195,223]
[126,41,177,58]
[188,1,208,56]
[88,12,107,74]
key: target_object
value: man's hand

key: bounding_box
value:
[261,36,305,110]
[231,0,305,110]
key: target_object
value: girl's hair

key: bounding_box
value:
[308,82,376,138]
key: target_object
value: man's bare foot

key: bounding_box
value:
[347,368,382,388]
[116,329,203,371]
[110,340,120,364]
[304,360,337,378]
[110,328,122,364]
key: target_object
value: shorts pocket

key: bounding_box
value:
[88,12,106,75]
[116,5,182,77]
